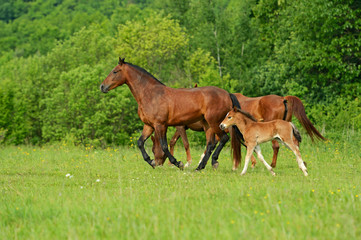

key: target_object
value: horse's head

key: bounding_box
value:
[219,107,239,130]
[100,57,127,93]
[151,135,167,166]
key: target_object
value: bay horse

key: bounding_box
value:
[152,93,325,170]
[100,57,241,170]
[220,108,308,176]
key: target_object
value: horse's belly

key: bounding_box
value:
[167,110,204,126]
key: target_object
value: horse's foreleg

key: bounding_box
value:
[137,125,155,168]
[195,130,216,171]
[241,143,255,176]
[211,133,229,169]
[156,125,184,170]
[270,140,280,168]
[254,145,276,176]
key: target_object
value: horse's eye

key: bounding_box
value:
[228,116,232,119]
[113,71,117,74]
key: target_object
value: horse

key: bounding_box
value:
[100,57,241,170]
[220,107,308,176]
[152,93,325,170]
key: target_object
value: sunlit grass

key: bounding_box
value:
[0,131,360,239]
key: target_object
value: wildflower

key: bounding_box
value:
[66,173,71,177]
[96,179,100,183]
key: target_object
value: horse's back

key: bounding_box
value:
[165,86,232,126]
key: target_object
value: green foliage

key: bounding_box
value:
[115,13,188,84]
[309,97,361,130]
[0,0,360,145]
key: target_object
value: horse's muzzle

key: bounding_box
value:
[100,84,109,93]
[219,123,226,130]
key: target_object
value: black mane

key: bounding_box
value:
[126,62,165,86]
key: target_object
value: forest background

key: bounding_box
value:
[0,0,360,147]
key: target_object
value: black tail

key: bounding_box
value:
[229,93,244,142]
[229,93,243,169]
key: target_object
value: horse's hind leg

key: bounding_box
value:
[285,141,308,176]
[270,140,280,168]
[137,124,155,168]
[177,126,193,167]
[169,127,181,159]
[195,130,217,171]
[211,132,229,169]
[254,145,276,176]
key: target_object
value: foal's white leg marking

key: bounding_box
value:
[285,141,308,176]
[185,161,192,168]
[241,146,254,176]
[254,145,276,176]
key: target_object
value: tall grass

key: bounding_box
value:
[0,130,360,239]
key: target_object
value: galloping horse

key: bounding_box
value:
[220,108,308,176]
[100,58,240,170]
[152,93,325,170]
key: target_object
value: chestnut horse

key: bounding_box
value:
[153,93,325,169]
[100,58,241,170]
[220,108,308,176]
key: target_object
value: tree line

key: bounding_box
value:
[0,0,360,146]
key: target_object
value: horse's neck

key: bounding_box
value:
[235,114,252,131]
[125,66,164,104]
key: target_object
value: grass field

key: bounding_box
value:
[1,130,360,239]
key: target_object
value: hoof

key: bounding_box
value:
[270,169,276,176]
[185,162,191,168]
[178,161,184,170]
[270,163,276,168]
[251,163,256,168]
[212,162,219,170]
[150,160,156,169]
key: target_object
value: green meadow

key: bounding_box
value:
[1,131,360,239]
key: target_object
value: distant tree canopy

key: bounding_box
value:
[0,0,360,145]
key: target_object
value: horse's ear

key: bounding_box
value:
[118,57,125,65]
